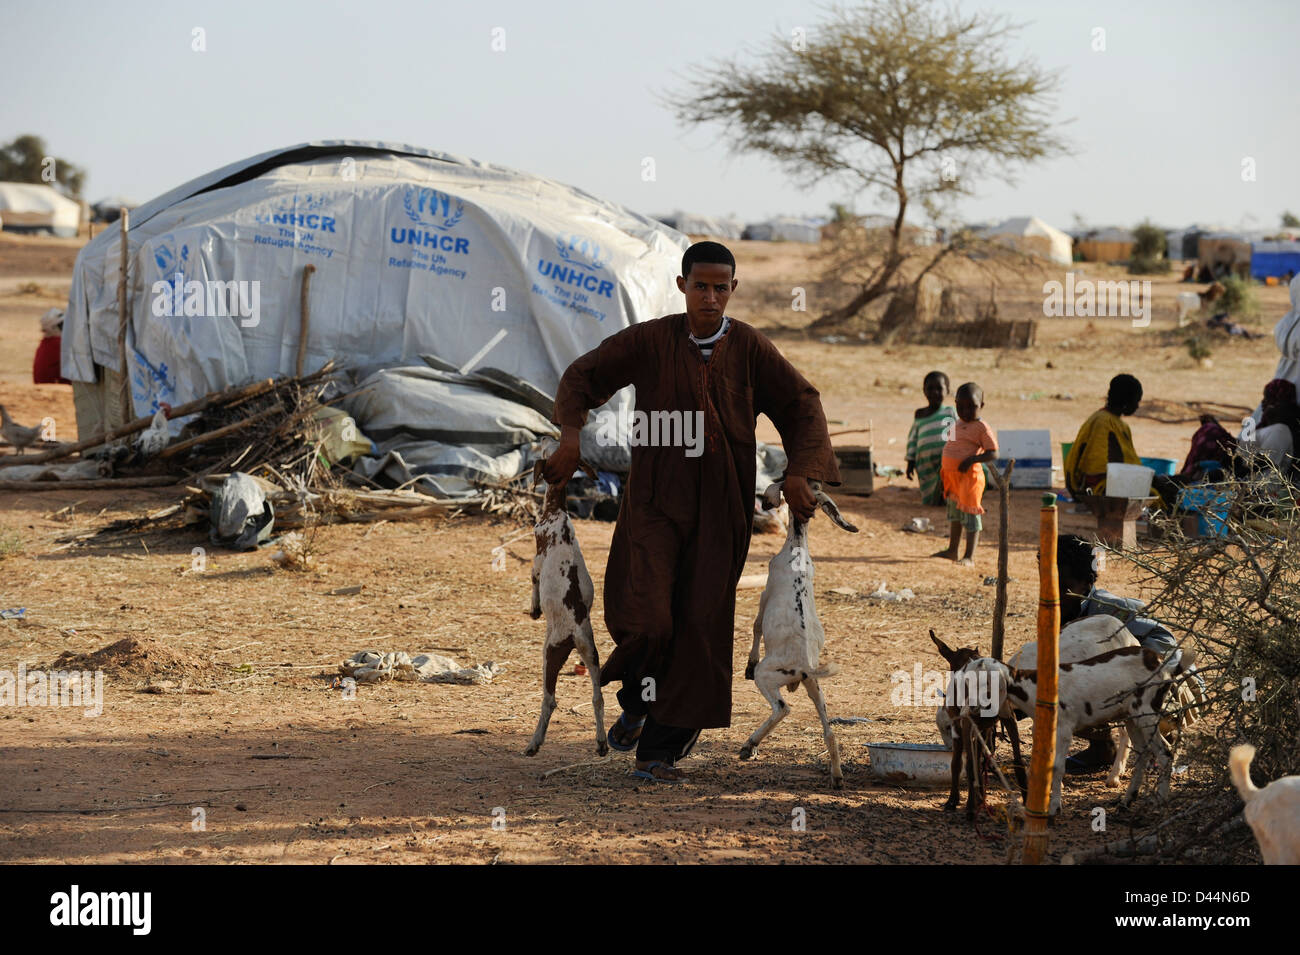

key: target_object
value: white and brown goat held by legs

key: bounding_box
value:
[524,460,607,757]
[741,481,858,788]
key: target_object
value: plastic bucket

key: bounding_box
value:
[1140,457,1177,477]
[1061,442,1073,463]
[1106,463,1154,498]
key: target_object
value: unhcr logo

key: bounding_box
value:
[253,192,338,232]
[536,233,616,298]
[392,186,470,253]
[1042,274,1151,328]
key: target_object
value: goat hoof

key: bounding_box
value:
[596,741,609,757]
[942,801,957,813]
[739,745,754,760]
[743,663,756,680]
[832,777,844,790]
[523,746,539,757]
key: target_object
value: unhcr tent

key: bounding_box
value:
[0,182,81,236]
[742,217,821,243]
[64,140,689,453]
[657,211,743,240]
[978,216,1072,265]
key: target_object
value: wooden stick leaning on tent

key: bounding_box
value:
[116,209,132,431]
[297,264,315,378]
[0,362,338,470]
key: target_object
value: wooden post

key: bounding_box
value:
[1023,493,1060,865]
[297,264,316,378]
[989,459,1016,660]
[116,209,132,431]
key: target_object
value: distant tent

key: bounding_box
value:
[1076,227,1136,263]
[657,211,742,240]
[1250,240,1300,281]
[742,217,821,243]
[1197,233,1252,279]
[0,182,81,237]
[91,196,137,223]
[977,216,1072,264]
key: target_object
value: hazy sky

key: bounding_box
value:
[2,0,1296,231]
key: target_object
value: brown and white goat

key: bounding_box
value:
[999,645,1197,815]
[740,481,858,789]
[1230,743,1300,865]
[931,632,1028,818]
[523,459,607,757]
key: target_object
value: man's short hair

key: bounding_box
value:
[1057,534,1099,589]
[682,241,736,278]
[1108,373,1143,407]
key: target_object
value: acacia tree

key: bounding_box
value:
[0,134,87,198]
[668,0,1066,329]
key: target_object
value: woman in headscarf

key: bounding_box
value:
[1064,373,1143,498]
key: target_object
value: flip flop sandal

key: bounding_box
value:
[632,760,684,784]
[606,713,646,752]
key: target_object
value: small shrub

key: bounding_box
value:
[1186,333,1212,363]
[1216,275,1260,318]
[0,529,22,561]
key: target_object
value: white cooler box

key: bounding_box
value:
[996,429,1053,488]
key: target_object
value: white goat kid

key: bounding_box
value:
[523,460,607,758]
[1230,743,1300,865]
[740,481,858,789]
[1001,645,1196,815]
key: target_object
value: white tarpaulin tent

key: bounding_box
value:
[743,217,822,243]
[978,215,1072,265]
[0,182,81,236]
[658,211,743,239]
[63,140,689,436]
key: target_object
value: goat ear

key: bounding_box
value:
[814,489,858,532]
[532,459,546,489]
[930,629,957,666]
[760,482,784,510]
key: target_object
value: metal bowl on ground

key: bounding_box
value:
[865,741,951,787]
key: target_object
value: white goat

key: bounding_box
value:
[997,645,1196,815]
[1230,744,1300,865]
[1008,616,1139,788]
[523,460,606,758]
[740,481,858,788]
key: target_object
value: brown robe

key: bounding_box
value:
[552,313,840,729]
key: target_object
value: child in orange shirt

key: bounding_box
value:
[934,382,998,566]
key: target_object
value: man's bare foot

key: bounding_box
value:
[957,557,975,567]
[931,549,957,560]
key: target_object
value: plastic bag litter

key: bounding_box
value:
[209,471,275,551]
[901,517,933,533]
[869,580,914,602]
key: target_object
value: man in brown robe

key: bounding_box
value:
[542,241,840,781]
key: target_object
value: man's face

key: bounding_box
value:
[676,262,736,328]
[923,377,948,407]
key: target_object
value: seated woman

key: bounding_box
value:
[1238,379,1300,474]
[1064,373,1143,499]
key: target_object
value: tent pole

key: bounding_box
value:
[116,210,131,431]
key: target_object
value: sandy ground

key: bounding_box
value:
[0,233,1288,864]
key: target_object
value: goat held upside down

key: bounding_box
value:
[523,459,607,757]
[740,481,857,789]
